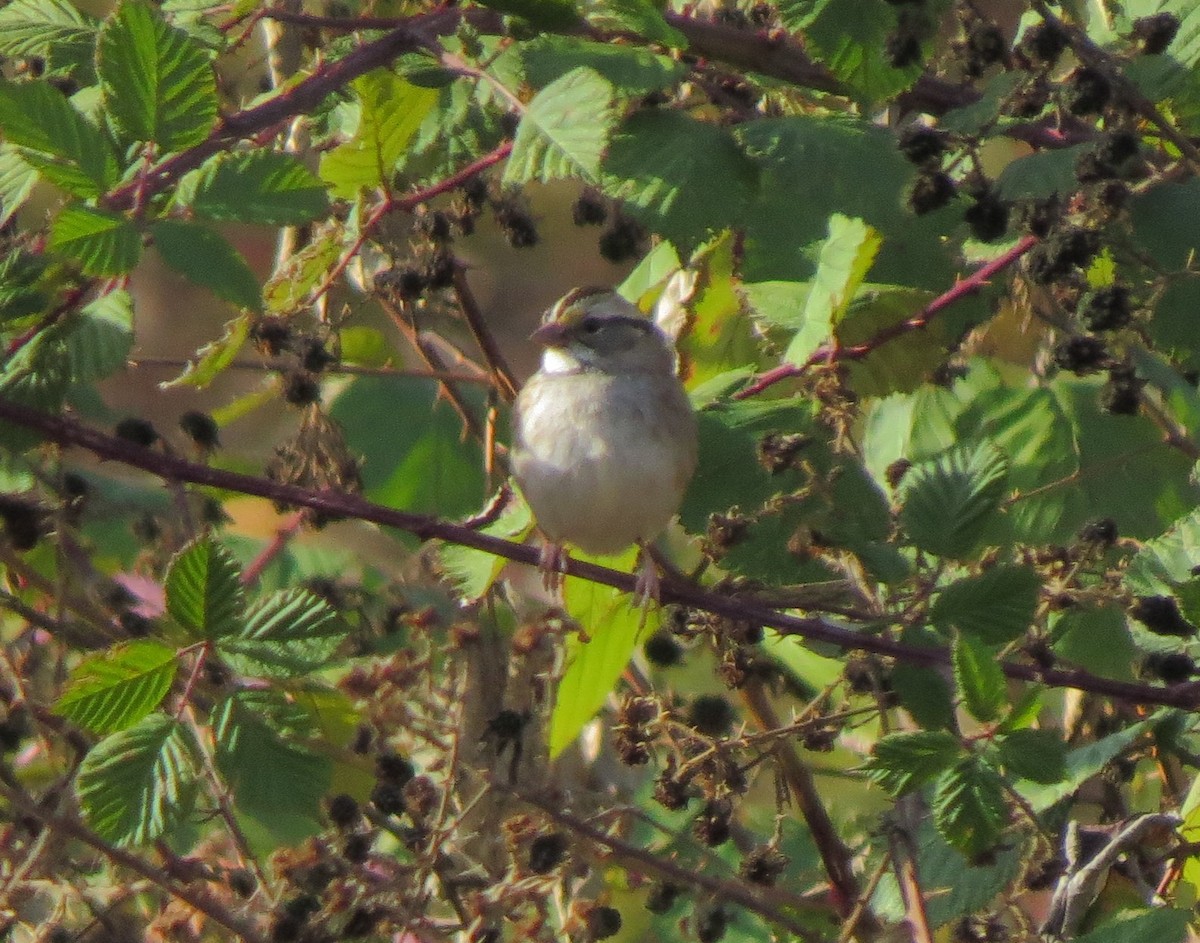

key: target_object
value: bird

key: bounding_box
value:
[511,286,698,605]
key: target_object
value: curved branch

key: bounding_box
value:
[0,398,1196,710]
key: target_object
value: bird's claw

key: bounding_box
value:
[538,541,568,593]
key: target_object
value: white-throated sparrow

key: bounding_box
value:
[512,287,698,602]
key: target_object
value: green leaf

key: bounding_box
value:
[931,757,1007,859]
[263,222,345,315]
[55,641,177,734]
[994,728,1066,784]
[472,0,579,26]
[319,71,439,199]
[441,499,532,600]
[585,0,686,47]
[871,819,1023,928]
[0,80,118,196]
[778,0,941,102]
[164,536,245,639]
[0,146,39,229]
[77,713,198,846]
[736,117,957,290]
[519,35,685,96]
[48,204,140,276]
[549,547,646,757]
[1019,714,1166,811]
[931,565,1040,644]
[192,151,330,225]
[899,442,1009,559]
[0,0,96,53]
[503,67,616,186]
[52,289,134,382]
[1127,506,1200,595]
[891,629,956,730]
[952,632,1005,723]
[1073,908,1190,943]
[159,314,249,389]
[212,690,329,841]
[151,219,262,311]
[216,589,347,678]
[862,730,963,797]
[602,110,758,252]
[330,375,486,519]
[97,0,217,150]
[0,0,98,72]
[784,214,882,367]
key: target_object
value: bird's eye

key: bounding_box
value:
[580,317,602,334]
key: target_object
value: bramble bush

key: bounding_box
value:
[4,0,1200,941]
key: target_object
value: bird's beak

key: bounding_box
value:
[531,321,570,348]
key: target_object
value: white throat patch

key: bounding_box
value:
[540,347,583,374]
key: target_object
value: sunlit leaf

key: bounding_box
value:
[54,641,177,734]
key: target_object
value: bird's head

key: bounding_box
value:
[533,287,676,376]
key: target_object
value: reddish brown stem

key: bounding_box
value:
[735,236,1038,399]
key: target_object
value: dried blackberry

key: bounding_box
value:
[326,793,360,828]
[0,497,42,551]
[644,630,684,667]
[1065,67,1111,115]
[299,338,336,373]
[740,845,789,886]
[343,833,372,862]
[1133,12,1180,55]
[696,905,729,943]
[1080,285,1131,331]
[644,881,682,913]
[897,125,949,165]
[114,418,159,448]
[1052,336,1108,374]
[598,215,646,263]
[1130,595,1196,637]
[179,411,220,450]
[966,23,1006,75]
[908,170,956,215]
[1019,21,1068,64]
[965,191,1010,242]
[343,908,379,937]
[1143,651,1196,683]
[1101,364,1142,414]
[370,781,406,816]
[585,905,622,941]
[251,315,292,355]
[572,189,608,226]
[694,797,733,846]
[687,694,735,737]
[1077,517,1117,546]
[282,372,321,406]
[528,832,569,873]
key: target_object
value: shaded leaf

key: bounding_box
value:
[0,146,39,229]
[216,588,347,678]
[899,442,1009,559]
[932,757,1007,859]
[519,35,684,95]
[77,713,198,845]
[192,151,329,225]
[931,565,1040,644]
[0,0,99,63]
[1073,909,1189,943]
[995,729,1066,784]
[151,219,262,311]
[54,641,177,734]
[862,730,963,797]
[212,691,329,842]
[952,632,1005,723]
[48,204,140,276]
[164,536,245,639]
[53,289,134,382]
[97,0,217,150]
[603,110,758,252]
[0,80,118,196]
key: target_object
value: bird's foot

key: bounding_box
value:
[633,545,661,628]
[538,541,568,593]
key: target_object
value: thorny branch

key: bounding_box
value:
[2,398,1199,712]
